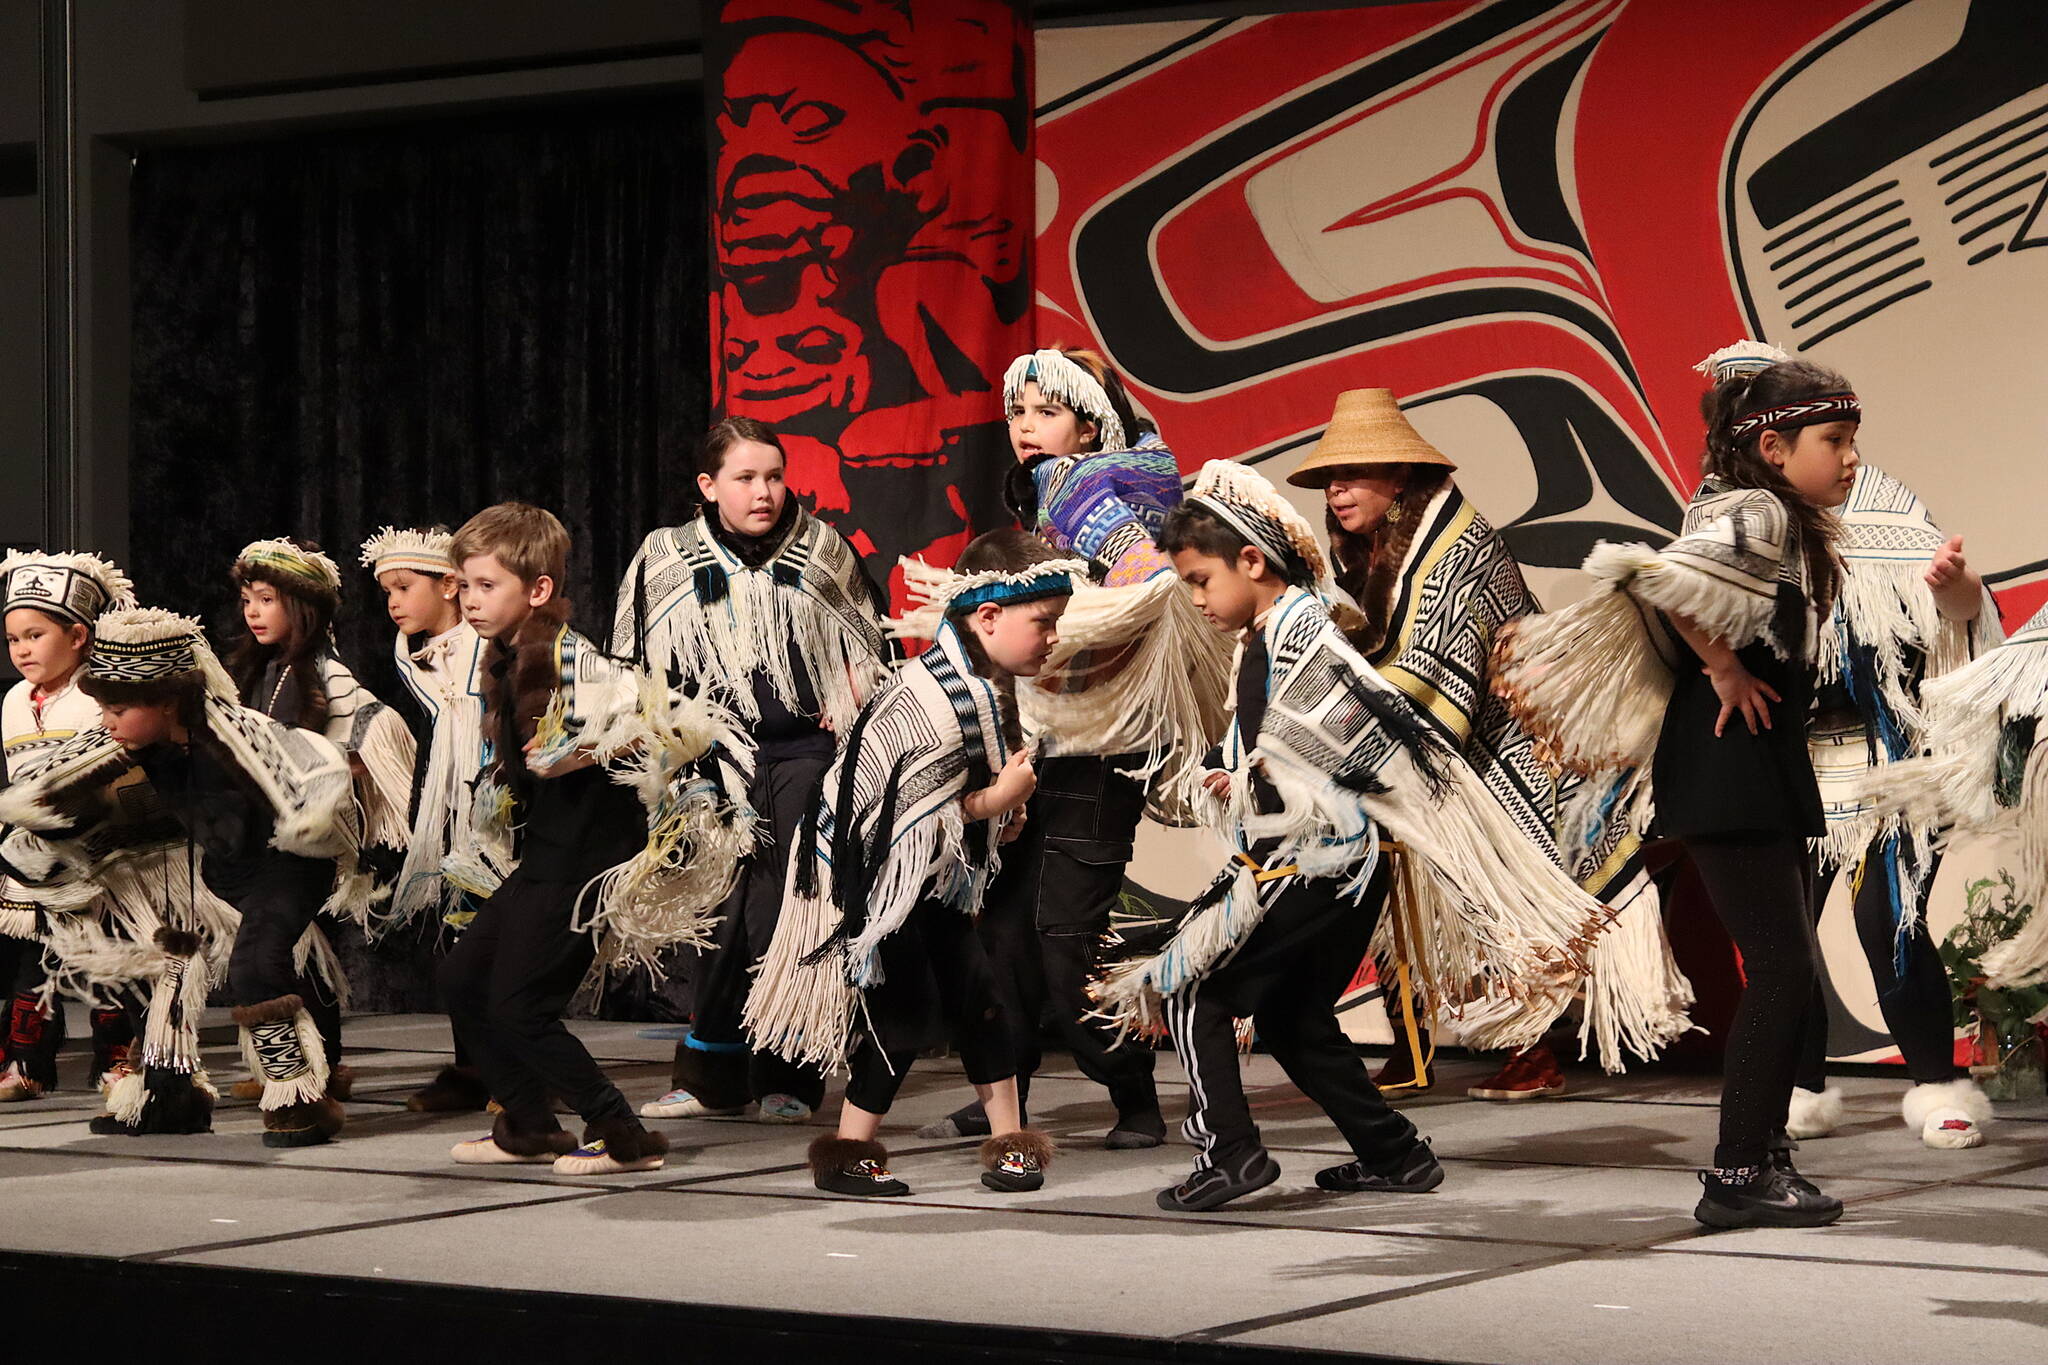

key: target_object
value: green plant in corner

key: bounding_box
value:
[1940,871,2048,1099]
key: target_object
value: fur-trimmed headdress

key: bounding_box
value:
[84,607,239,700]
[234,539,343,605]
[0,551,135,628]
[1184,459,1329,588]
[359,527,455,581]
[1003,349,1127,455]
[1693,339,1792,383]
[888,555,1088,642]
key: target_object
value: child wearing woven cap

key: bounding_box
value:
[361,526,510,1115]
[745,528,1065,1198]
[228,536,420,1099]
[33,608,371,1145]
[0,551,138,1101]
[1129,459,1614,1212]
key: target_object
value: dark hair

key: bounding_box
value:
[946,528,1073,743]
[228,538,335,731]
[698,416,786,480]
[78,670,208,730]
[1699,359,1848,608]
[1159,502,1317,590]
[4,606,89,637]
[951,527,1066,583]
[1324,465,1451,657]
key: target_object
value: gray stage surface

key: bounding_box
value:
[0,1013,2043,1363]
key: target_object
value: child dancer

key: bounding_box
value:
[230,538,418,1093]
[1113,460,1610,1212]
[746,529,1066,1197]
[1731,343,2002,1150]
[1,608,372,1145]
[923,346,1233,1149]
[1498,351,1862,1228]
[0,552,138,1101]
[613,417,888,1126]
[361,526,510,1114]
[441,503,745,1176]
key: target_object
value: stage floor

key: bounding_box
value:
[1,1014,2044,1363]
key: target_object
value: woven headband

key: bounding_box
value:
[947,570,1077,613]
[1730,394,1861,442]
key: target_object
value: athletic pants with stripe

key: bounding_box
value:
[1165,852,1415,1172]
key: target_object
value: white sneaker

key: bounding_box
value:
[639,1087,745,1120]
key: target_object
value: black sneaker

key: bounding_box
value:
[1317,1139,1444,1193]
[1156,1150,1281,1212]
[816,1156,911,1198]
[1694,1165,1842,1229]
[1765,1130,1825,1200]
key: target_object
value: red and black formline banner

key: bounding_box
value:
[705,0,1035,601]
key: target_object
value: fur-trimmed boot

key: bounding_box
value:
[1902,1078,1991,1149]
[409,1064,491,1114]
[90,1064,218,1136]
[1784,1085,1843,1139]
[234,994,344,1149]
[980,1129,1055,1193]
[552,1117,669,1175]
[0,992,62,1101]
[809,1133,910,1197]
[450,1110,580,1164]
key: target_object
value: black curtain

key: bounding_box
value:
[130,94,707,694]
[129,96,708,1012]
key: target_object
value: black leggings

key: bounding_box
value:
[1796,846,1960,1089]
[1684,836,1819,1170]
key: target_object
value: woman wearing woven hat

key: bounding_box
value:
[919,346,1233,1151]
[1288,389,1693,1098]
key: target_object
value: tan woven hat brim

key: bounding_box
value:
[1287,388,1456,487]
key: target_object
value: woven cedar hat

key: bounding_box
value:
[1286,388,1456,488]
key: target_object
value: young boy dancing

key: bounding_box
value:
[442,503,744,1176]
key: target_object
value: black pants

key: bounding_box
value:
[225,854,340,1043]
[975,753,1158,1120]
[439,870,633,1134]
[1684,836,1819,1169]
[1168,854,1414,1171]
[844,898,1013,1116]
[1796,845,1960,1088]
[680,752,828,1109]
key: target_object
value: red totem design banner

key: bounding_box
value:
[1034,0,2048,626]
[705,0,1034,599]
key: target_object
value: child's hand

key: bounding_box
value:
[1704,659,1779,738]
[1202,770,1231,799]
[999,806,1028,844]
[989,747,1037,809]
